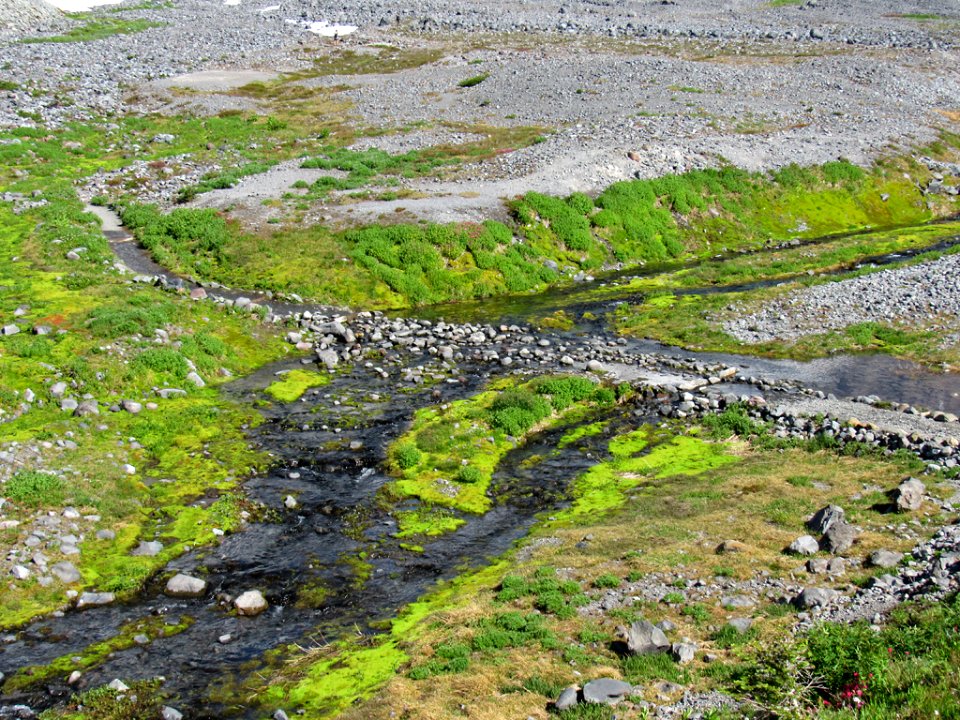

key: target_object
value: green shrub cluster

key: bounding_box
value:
[4,471,65,507]
[533,376,600,411]
[496,567,590,620]
[394,442,422,470]
[726,595,960,716]
[487,390,552,436]
[86,295,174,338]
[409,612,556,680]
[519,192,596,252]
[120,204,231,275]
[701,404,768,439]
[346,220,554,306]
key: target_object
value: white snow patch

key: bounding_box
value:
[224,0,241,5]
[286,19,358,37]
[259,4,281,12]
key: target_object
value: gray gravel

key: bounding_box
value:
[725,253,960,344]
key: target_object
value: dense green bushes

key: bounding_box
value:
[726,594,960,717]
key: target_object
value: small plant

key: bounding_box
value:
[662,592,685,604]
[681,603,710,624]
[455,465,482,484]
[458,73,489,88]
[593,573,621,589]
[394,443,422,470]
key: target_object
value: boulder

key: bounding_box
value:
[894,478,925,512]
[131,541,163,557]
[727,618,753,634]
[822,521,859,554]
[793,587,838,610]
[235,589,268,616]
[165,573,208,598]
[672,642,697,664]
[867,550,904,569]
[622,620,670,655]
[721,595,755,610]
[74,399,99,417]
[50,561,81,584]
[716,539,747,554]
[582,678,633,705]
[77,592,116,609]
[317,349,339,370]
[807,504,845,534]
[788,535,819,556]
[554,686,579,711]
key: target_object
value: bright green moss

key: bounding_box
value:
[265,369,331,402]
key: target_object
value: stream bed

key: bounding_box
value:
[2,210,956,716]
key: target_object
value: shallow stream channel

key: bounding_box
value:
[1,210,958,716]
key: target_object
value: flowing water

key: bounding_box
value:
[3,210,955,715]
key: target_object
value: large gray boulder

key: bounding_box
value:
[77,592,115,609]
[50,561,81,584]
[554,686,579,711]
[822,521,860,554]
[622,620,670,655]
[793,587,838,610]
[894,478,925,512]
[867,550,904,569]
[582,678,633,705]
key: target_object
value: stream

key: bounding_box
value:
[1,209,956,716]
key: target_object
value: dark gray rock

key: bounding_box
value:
[50,561,81,584]
[793,587,838,609]
[822,521,860,554]
[867,550,904,569]
[554,686,579,711]
[622,620,670,655]
[808,504,845,534]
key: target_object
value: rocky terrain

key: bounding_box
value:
[2,1,960,718]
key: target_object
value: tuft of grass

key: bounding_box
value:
[4,470,64,507]
[458,73,489,88]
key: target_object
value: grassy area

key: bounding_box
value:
[115,144,960,311]
[22,16,164,43]
[240,413,946,720]
[0,122,290,628]
[265,369,331,402]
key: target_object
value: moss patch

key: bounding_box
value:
[265,369,331,403]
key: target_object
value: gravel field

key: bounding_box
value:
[725,252,960,344]
[2,0,960,334]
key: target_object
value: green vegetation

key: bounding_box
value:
[22,17,164,44]
[385,375,616,514]
[265,369,331,402]
[44,678,167,720]
[4,615,193,694]
[3,470,65,507]
[458,73,490,88]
